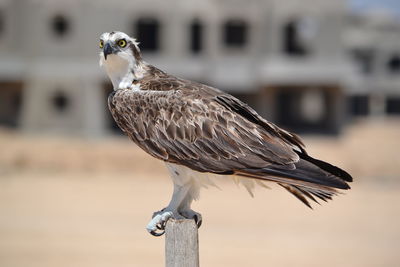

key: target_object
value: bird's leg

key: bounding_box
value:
[146,181,192,236]
[146,163,203,236]
[178,192,203,228]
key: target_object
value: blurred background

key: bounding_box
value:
[0,0,399,266]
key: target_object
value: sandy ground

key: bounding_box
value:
[0,118,399,267]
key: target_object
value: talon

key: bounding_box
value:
[150,229,165,236]
[156,220,167,230]
[194,214,202,228]
[180,210,202,228]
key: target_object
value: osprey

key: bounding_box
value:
[99,31,352,236]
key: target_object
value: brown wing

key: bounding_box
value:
[108,74,352,207]
[108,85,299,173]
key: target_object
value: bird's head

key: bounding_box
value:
[99,31,142,65]
[99,31,145,89]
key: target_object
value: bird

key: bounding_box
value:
[99,31,352,236]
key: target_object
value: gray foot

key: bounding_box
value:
[146,209,183,236]
[180,209,203,228]
[146,208,202,236]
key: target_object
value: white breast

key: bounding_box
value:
[104,54,130,89]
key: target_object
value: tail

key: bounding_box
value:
[236,152,353,208]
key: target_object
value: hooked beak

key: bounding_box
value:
[103,43,116,60]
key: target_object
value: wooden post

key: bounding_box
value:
[165,219,199,267]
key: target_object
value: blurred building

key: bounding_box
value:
[0,0,399,136]
[345,9,400,117]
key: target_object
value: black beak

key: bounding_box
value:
[103,43,114,60]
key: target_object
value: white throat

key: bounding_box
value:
[101,53,146,90]
[102,54,132,90]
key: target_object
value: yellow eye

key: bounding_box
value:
[117,39,127,48]
[99,40,104,49]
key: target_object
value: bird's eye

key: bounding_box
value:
[99,40,104,49]
[117,39,127,48]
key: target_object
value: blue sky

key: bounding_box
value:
[350,0,400,16]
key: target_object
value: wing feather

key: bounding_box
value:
[108,71,352,207]
[109,88,299,173]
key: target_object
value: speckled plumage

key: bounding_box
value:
[108,63,352,207]
[100,31,352,235]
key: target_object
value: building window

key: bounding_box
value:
[276,87,334,133]
[52,90,70,113]
[0,82,23,128]
[387,54,400,73]
[223,19,248,48]
[386,97,400,114]
[300,89,325,123]
[190,19,203,53]
[282,19,309,56]
[348,95,369,116]
[135,17,160,52]
[51,15,70,37]
[350,49,375,74]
